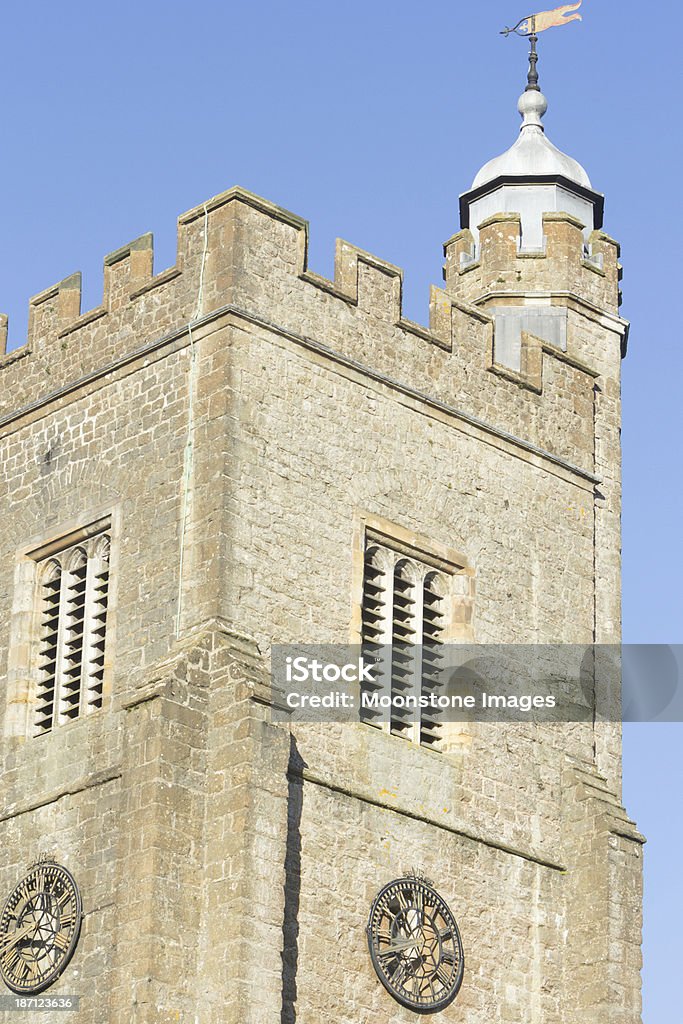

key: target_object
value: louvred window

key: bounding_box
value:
[360,540,450,751]
[34,533,110,735]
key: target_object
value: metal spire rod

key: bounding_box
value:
[526,22,540,91]
[499,14,542,93]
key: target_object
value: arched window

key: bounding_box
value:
[33,532,111,735]
[359,530,471,751]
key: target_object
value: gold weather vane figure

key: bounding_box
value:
[501,2,583,38]
[500,3,583,92]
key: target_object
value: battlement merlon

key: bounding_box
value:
[0,186,629,421]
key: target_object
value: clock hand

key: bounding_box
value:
[0,921,39,954]
[381,934,424,954]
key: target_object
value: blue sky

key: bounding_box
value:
[1,1,680,1016]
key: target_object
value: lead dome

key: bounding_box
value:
[471,87,592,190]
[459,57,604,250]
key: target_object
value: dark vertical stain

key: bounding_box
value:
[280,734,305,1024]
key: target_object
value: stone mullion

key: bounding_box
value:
[390,560,420,741]
[52,556,71,728]
[82,539,110,713]
[80,545,99,715]
[58,552,87,723]
[410,566,426,746]
[378,553,395,733]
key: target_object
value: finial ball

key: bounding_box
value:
[518,89,548,128]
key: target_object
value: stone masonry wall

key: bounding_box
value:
[0,187,641,1023]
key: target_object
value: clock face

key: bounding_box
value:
[0,862,82,994]
[367,876,464,1013]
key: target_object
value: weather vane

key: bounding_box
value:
[500,3,583,90]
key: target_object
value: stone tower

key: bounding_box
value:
[0,52,643,1024]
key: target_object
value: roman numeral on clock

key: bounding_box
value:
[436,962,452,987]
[53,931,71,953]
[391,961,409,990]
[2,946,21,973]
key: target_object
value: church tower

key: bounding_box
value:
[0,33,643,1024]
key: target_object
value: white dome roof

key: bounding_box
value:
[472,88,592,191]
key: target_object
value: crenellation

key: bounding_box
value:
[103,232,154,311]
[0,189,605,405]
[28,271,82,350]
[448,294,494,371]
[542,211,586,262]
[479,212,524,267]
[427,284,457,351]
[333,239,403,323]
[0,187,611,484]
[444,212,622,319]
